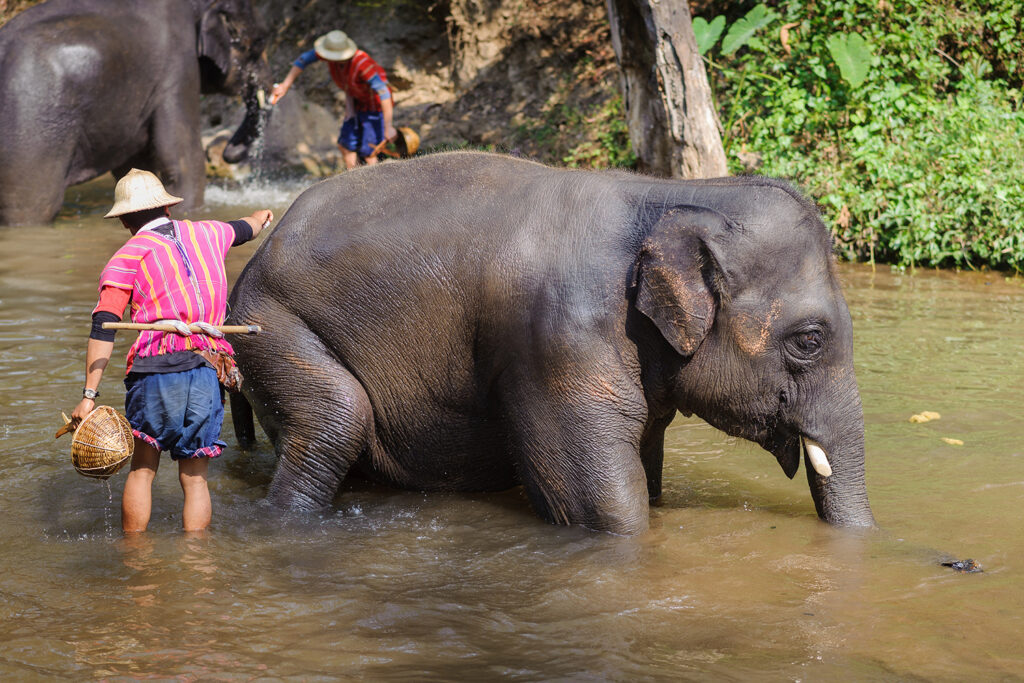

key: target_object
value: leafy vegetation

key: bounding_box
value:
[695,1,1024,271]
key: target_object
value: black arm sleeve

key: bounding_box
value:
[90,311,120,342]
[229,219,254,246]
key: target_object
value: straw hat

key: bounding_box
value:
[104,168,183,218]
[314,30,357,61]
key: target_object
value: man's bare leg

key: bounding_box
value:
[179,457,211,532]
[122,439,160,533]
[339,145,359,170]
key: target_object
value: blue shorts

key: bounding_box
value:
[338,111,385,158]
[124,366,226,460]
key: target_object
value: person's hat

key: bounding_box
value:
[104,168,183,218]
[314,30,357,61]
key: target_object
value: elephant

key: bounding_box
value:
[0,0,270,226]
[227,151,875,535]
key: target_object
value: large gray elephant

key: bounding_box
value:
[0,0,270,226]
[228,152,875,534]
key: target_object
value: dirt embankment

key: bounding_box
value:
[208,0,623,176]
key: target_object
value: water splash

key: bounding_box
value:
[204,176,310,209]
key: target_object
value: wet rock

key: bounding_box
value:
[941,558,983,573]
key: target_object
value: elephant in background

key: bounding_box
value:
[0,0,270,226]
[228,151,875,535]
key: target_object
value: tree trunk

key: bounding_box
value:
[605,0,728,178]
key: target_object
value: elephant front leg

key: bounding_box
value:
[639,411,676,503]
[505,378,651,534]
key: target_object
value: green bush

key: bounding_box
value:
[697,1,1024,270]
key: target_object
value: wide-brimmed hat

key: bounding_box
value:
[314,30,357,61]
[104,168,183,218]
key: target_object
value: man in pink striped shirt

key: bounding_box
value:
[269,29,398,170]
[71,169,273,533]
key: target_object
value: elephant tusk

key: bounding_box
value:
[803,437,832,477]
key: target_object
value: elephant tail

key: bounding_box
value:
[230,390,257,450]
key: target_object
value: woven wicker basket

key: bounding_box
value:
[67,406,134,479]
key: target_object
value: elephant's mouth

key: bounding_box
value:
[764,430,833,480]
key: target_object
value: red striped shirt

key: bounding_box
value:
[325,50,391,112]
[93,219,236,372]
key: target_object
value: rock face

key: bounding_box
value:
[204,92,341,178]
[201,0,622,178]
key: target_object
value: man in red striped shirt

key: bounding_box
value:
[270,29,398,170]
[72,169,273,534]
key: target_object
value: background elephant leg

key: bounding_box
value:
[148,100,205,210]
[505,387,650,534]
[239,325,375,510]
[0,152,69,225]
[639,411,675,502]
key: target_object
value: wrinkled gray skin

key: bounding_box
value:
[0,0,269,226]
[228,152,875,534]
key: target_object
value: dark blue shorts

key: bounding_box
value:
[338,111,384,157]
[124,366,226,460]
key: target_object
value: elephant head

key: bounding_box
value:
[195,0,272,163]
[634,191,875,527]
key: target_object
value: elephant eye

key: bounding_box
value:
[789,327,826,360]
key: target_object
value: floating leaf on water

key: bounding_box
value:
[941,437,964,446]
[909,411,941,423]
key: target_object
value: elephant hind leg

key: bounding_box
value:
[238,322,377,510]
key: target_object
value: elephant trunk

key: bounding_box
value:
[804,402,875,528]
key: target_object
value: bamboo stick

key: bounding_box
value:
[102,322,261,334]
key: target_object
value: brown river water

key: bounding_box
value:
[1,176,1022,680]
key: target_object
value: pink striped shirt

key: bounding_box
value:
[94,219,236,371]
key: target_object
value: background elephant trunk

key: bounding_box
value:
[223,70,272,164]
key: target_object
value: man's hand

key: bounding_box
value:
[246,209,274,237]
[71,397,95,425]
[385,125,398,142]
[269,82,288,105]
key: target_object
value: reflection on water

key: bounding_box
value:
[1,178,1023,678]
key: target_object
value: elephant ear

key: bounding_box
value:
[199,5,233,77]
[634,207,732,356]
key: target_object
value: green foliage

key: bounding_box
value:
[721,4,778,55]
[562,97,637,169]
[825,33,872,87]
[510,94,636,170]
[693,15,726,55]
[699,1,1024,271]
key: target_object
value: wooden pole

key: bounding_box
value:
[102,322,261,334]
